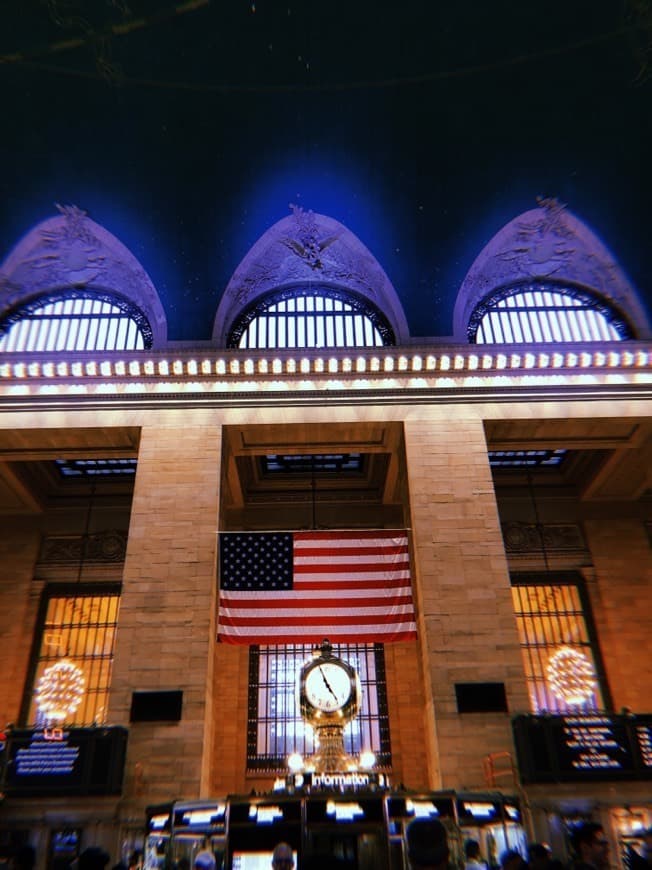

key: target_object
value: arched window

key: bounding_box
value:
[227,286,395,350]
[0,291,153,352]
[468,282,633,344]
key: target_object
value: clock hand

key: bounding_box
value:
[319,666,339,701]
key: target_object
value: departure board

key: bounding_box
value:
[513,714,652,783]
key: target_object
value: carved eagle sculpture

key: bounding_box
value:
[280,233,341,270]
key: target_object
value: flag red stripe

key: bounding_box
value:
[218,611,414,627]
[294,530,405,541]
[218,629,418,645]
[294,545,408,558]
[294,561,409,575]
[294,577,410,591]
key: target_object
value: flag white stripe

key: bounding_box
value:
[219,621,418,637]
[295,570,410,582]
[222,602,413,619]
[219,586,412,602]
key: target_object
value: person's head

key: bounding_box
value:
[193,851,216,870]
[406,818,449,870]
[79,849,110,870]
[571,823,609,869]
[271,843,294,870]
[465,841,481,862]
[528,844,551,870]
[500,850,523,870]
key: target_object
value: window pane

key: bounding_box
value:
[247,643,390,771]
[471,283,630,344]
[0,293,151,352]
[228,290,394,349]
[26,588,120,726]
[511,579,605,713]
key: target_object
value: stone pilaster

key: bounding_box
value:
[109,423,221,808]
[404,417,529,789]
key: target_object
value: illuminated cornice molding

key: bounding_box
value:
[0,343,650,408]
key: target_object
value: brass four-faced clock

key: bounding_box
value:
[299,639,360,772]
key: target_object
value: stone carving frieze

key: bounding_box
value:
[0,205,167,342]
[38,529,127,564]
[225,206,386,310]
[453,197,649,340]
[501,521,587,553]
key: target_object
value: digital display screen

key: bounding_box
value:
[513,714,652,783]
[231,852,297,870]
[1,727,128,795]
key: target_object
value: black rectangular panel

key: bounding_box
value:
[130,690,183,722]
[455,682,508,713]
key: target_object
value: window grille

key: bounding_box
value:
[228,288,395,349]
[0,292,152,352]
[511,575,609,713]
[23,585,120,726]
[469,282,632,344]
[247,643,391,771]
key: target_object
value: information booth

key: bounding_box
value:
[304,792,388,869]
[145,801,227,870]
[386,793,460,870]
[455,794,527,869]
[151,790,527,870]
[144,804,173,870]
[227,795,302,870]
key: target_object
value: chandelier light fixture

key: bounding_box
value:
[35,658,85,722]
[546,645,597,705]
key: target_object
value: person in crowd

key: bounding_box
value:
[128,853,142,870]
[192,850,215,870]
[570,822,610,870]
[500,849,525,870]
[78,849,110,870]
[465,840,487,870]
[528,844,552,870]
[406,817,450,870]
[271,844,294,869]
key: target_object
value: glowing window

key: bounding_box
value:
[228,288,395,349]
[55,459,137,479]
[24,585,120,726]
[489,449,567,469]
[0,292,152,352]
[469,282,632,344]
[247,643,390,771]
[511,576,608,714]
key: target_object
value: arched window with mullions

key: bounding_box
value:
[468,281,634,345]
[0,290,153,352]
[227,286,396,350]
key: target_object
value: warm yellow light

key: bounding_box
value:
[547,646,596,705]
[35,659,85,722]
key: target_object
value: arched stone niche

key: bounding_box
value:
[0,204,167,347]
[453,198,650,342]
[213,206,409,346]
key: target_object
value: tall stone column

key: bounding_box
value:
[109,423,221,810]
[404,417,529,789]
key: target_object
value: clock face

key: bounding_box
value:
[304,661,352,712]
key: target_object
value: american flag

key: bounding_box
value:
[217,530,417,644]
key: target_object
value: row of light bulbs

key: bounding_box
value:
[1,347,649,382]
